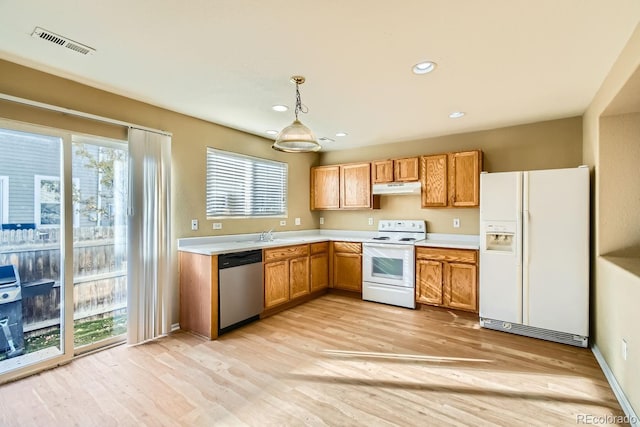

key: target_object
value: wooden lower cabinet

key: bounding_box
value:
[263,243,323,310]
[446,262,477,312]
[331,241,362,292]
[179,251,218,339]
[415,247,478,313]
[415,259,443,305]
[264,260,290,309]
[310,252,329,292]
[289,256,310,299]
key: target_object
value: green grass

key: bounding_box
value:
[1,313,127,360]
[73,314,127,347]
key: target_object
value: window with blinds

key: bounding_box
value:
[206,148,288,218]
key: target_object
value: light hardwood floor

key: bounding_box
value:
[0,294,626,426]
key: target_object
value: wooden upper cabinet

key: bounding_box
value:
[372,157,419,183]
[421,154,448,207]
[311,165,340,210]
[340,163,373,209]
[394,157,420,182]
[372,160,394,183]
[311,163,376,210]
[421,150,482,208]
[448,150,482,207]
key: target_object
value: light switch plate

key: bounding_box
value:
[319,217,324,225]
[191,219,198,230]
[453,218,460,228]
[295,217,301,225]
[622,339,628,361]
[368,217,374,226]
[212,222,222,230]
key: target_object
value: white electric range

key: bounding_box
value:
[362,220,426,309]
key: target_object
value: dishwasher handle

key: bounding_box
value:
[218,249,263,269]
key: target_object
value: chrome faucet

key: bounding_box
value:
[259,228,274,242]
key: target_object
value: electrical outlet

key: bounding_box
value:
[319,217,324,225]
[212,222,222,230]
[280,220,286,226]
[368,217,374,226]
[453,218,460,228]
[622,339,628,361]
[191,219,198,231]
[295,217,301,226]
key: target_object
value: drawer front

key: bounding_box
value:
[310,241,329,254]
[416,247,477,263]
[264,244,309,262]
[332,241,362,254]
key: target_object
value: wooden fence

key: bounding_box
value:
[0,227,127,332]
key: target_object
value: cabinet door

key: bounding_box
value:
[444,262,478,312]
[421,154,448,207]
[415,259,443,305]
[290,256,310,300]
[340,163,372,209]
[311,166,340,210]
[448,150,481,207]
[264,260,290,308]
[310,252,329,292]
[394,157,419,182]
[333,252,362,291]
[372,160,394,183]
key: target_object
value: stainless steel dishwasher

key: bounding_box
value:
[218,249,263,335]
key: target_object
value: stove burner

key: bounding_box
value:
[399,237,416,242]
[372,236,390,241]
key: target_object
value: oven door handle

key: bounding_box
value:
[363,243,413,250]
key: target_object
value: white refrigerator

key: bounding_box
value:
[479,167,589,347]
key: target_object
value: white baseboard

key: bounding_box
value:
[592,344,639,427]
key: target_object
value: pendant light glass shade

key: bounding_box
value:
[272,119,320,152]
[272,76,321,153]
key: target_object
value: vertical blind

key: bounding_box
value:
[127,128,172,345]
[206,148,288,218]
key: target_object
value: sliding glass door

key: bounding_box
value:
[0,125,68,377]
[72,137,128,352]
[0,120,129,380]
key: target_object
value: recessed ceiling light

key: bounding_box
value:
[335,132,348,137]
[265,130,279,135]
[448,111,465,119]
[319,137,335,143]
[272,105,289,112]
[412,61,437,75]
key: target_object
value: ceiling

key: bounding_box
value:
[0,1,639,151]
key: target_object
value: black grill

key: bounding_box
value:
[0,265,24,358]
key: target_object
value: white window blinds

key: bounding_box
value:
[206,148,288,218]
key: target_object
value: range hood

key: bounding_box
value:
[372,181,421,195]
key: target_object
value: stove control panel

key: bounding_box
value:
[378,220,426,233]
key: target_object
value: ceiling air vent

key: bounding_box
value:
[31,27,95,55]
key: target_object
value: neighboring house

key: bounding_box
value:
[0,129,125,229]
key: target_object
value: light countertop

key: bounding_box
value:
[416,233,480,250]
[178,230,480,255]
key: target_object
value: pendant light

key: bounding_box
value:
[272,76,321,152]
